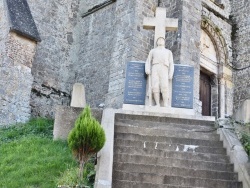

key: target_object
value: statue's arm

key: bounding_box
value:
[169,51,174,79]
[145,50,152,75]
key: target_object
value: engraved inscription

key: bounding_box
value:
[124,62,147,105]
[172,65,194,109]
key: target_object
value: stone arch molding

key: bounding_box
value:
[201,16,229,67]
[200,16,233,118]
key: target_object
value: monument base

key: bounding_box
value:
[122,104,195,116]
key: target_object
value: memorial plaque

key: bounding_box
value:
[124,62,147,105]
[7,0,41,42]
[172,64,194,109]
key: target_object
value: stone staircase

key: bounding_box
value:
[112,113,243,188]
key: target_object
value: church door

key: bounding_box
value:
[200,71,211,116]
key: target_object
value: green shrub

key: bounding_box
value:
[241,133,250,156]
[57,157,96,188]
[68,106,105,185]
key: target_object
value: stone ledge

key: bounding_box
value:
[202,0,230,20]
[218,125,250,188]
[122,104,215,122]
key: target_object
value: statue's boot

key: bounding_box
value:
[162,92,169,107]
[153,92,160,106]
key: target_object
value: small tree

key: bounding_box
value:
[68,106,106,184]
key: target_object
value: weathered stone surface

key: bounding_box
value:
[28,0,80,117]
[6,0,41,42]
[70,83,86,108]
[0,31,36,126]
[53,105,103,140]
[231,0,250,113]
[233,100,250,123]
[0,66,33,126]
[0,0,248,124]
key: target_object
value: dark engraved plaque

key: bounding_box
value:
[7,0,41,42]
[172,64,194,109]
[124,62,147,105]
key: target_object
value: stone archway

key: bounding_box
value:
[200,17,232,118]
[200,29,218,116]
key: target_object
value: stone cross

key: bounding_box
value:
[143,7,178,47]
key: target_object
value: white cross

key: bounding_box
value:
[143,7,178,47]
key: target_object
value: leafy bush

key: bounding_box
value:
[68,106,105,185]
[57,157,96,188]
[241,133,250,156]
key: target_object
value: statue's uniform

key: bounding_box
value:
[146,47,174,93]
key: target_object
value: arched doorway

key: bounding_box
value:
[200,30,218,116]
[200,17,233,118]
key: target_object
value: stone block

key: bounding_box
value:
[53,105,103,140]
[233,99,250,123]
[70,83,86,108]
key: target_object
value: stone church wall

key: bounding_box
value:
[76,2,115,108]
[160,0,182,64]
[0,1,36,126]
[231,0,250,112]
[27,0,81,117]
[77,0,158,109]
[1,0,247,123]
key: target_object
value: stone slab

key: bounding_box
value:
[122,104,216,121]
[124,62,147,105]
[53,105,103,140]
[172,64,194,109]
[70,83,86,108]
[233,99,250,123]
[95,108,116,188]
[123,104,195,116]
[6,0,41,42]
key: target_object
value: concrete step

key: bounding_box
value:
[114,146,230,163]
[114,153,234,172]
[113,171,243,188]
[115,125,220,141]
[113,180,206,188]
[114,132,223,147]
[116,119,216,132]
[115,113,215,127]
[113,162,238,181]
[114,139,227,155]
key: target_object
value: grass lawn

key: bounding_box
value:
[0,118,77,188]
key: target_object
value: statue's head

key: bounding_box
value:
[156,37,165,46]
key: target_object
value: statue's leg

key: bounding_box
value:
[162,92,168,107]
[152,65,160,106]
[160,66,169,107]
[153,92,160,106]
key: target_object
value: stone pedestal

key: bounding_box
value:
[53,105,103,140]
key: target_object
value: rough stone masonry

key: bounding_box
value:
[0,0,249,126]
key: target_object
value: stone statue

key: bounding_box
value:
[145,37,174,107]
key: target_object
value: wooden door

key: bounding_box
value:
[200,71,211,116]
